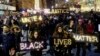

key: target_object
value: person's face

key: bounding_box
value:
[14,28,18,32]
[11,20,14,23]
[88,20,91,24]
[25,24,28,27]
[3,26,9,33]
[58,27,62,33]
[34,31,38,38]
[9,48,15,56]
[78,21,82,25]
[70,20,74,25]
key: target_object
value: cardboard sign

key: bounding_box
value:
[53,38,72,48]
[50,9,68,14]
[20,41,44,51]
[73,34,98,43]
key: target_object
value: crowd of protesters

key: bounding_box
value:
[0,10,100,56]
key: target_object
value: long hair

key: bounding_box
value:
[10,25,21,33]
[53,23,65,38]
[30,30,41,39]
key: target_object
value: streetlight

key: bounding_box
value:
[55,3,58,7]
[65,0,69,3]
[51,6,54,8]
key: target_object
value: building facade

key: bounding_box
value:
[78,0,100,12]
[18,0,47,10]
[0,0,16,15]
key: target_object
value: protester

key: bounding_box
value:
[86,19,95,35]
[9,48,16,56]
[52,23,64,56]
[0,25,15,56]
[64,19,76,33]
[21,23,30,42]
[11,25,22,52]
[30,30,46,56]
[0,10,99,56]
[76,19,87,56]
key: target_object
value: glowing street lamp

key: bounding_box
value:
[55,3,58,7]
[51,6,54,9]
[65,0,69,2]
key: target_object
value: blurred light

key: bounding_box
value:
[38,16,43,21]
[20,41,44,50]
[44,9,50,14]
[63,5,66,8]
[65,0,69,2]
[32,15,43,22]
[55,4,58,7]
[32,16,38,22]
[34,0,40,10]
[0,1,1,3]
[36,9,42,12]
[21,11,28,16]
[27,9,32,13]
[73,34,98,43]
[33,10,37,14]
[27,9,30,12]
[0,11,4,15]
[82,0,86,2]
[6,0,10,4]
[21,17,30,23]
[70,7,76,11]
[21,11,25,14]
[54,39,72,47]
[98,24,100,32]
[51,6,54,8]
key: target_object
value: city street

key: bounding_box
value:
[0,0,100,56]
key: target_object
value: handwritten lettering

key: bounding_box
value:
[73,34,98,43]
[54,39,72,47]
[20,41,44,50]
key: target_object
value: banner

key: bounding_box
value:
[50,8,68,14]
[73,34,98,43]
[53,38,72,48]
[0,4,16,10]
[20,41,44,51]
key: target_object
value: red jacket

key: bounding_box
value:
[86,23,94,34]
